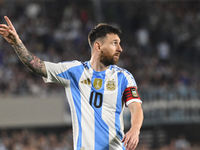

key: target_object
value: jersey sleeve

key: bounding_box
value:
[42,61,81,86]
[122,71,142,106]
[42,61,67,85]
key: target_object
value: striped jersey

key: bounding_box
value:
[43,60,142,150]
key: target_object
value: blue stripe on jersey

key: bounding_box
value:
[116,72,128,150]
[90,70,109,150]
[57,65,84,150]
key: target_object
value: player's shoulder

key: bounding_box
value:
[60,60,83,66]
[111,65,132,75]
[61,60,90,69]
[61,60,81,65]
[58,60,83,69]
[111,65,135,80]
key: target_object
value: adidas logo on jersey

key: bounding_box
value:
[81,78,91,85]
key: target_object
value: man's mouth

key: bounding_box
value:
[114,53,120,58]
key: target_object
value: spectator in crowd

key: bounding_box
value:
[174,134,190,150]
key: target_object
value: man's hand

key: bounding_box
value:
[0,16,20,45]
[122,127,140,150]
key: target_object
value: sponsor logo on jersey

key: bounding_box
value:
[106,79,116,91]
[81,78,91,85]
[94,78,102,90]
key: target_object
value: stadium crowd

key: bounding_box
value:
[1,0,200,149]
[0,129,200,150]
[0,1,200,99]
[0,128,199,150]
[0,128,73,150]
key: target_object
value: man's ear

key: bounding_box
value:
[94,41,101,52]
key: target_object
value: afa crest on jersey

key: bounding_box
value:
[106,79,116,91]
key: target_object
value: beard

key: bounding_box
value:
[100,50,119,66]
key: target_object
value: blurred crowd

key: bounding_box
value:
[0,128,200,150]
[0,1,200,98]
[0,128,73,150]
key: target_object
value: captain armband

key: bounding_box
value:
[123,86,142,106]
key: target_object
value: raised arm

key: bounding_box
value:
[0,16,47,77]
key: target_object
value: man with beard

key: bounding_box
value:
[0,16,143,150]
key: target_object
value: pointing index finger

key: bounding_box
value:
[4,16,14,28]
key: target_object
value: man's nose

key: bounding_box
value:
[117,45,123,52]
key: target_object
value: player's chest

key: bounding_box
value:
[79,71,120,93]
[78,71,123,108]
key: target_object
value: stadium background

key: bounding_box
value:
[0,0,200,149]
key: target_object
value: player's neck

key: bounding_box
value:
[90,59,109,72]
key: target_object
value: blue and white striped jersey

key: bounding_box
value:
[43,60,142,150]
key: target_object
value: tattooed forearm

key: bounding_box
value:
[12,42,47,77]
[29,55,47,77]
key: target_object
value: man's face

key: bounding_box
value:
[99,33,123,66]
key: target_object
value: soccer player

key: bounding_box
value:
[0,16,143,150]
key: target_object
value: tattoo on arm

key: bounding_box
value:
[12,42,47,77]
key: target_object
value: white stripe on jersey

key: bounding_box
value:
[79,68,95,149]
[102,69,123,149]
[64,85,79,150]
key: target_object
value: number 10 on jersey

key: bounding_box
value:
[89,91,103,108]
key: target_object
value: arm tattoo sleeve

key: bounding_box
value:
[12,42,47,77]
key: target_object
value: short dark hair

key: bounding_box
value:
[88,23,121,47]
